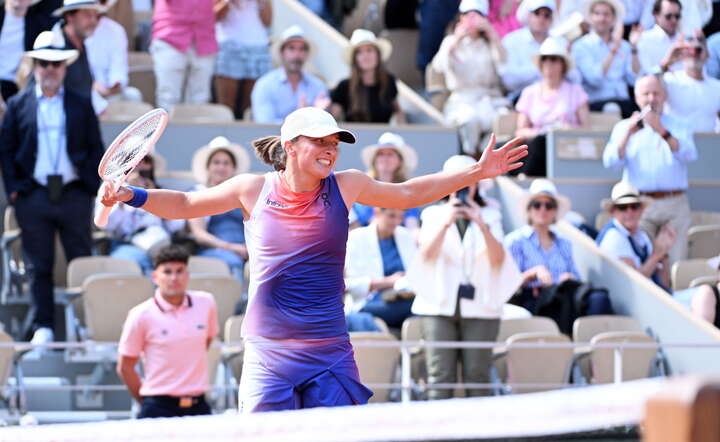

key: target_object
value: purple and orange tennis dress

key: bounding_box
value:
[238,171,373,412]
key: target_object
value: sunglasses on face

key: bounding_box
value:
[663,13,681,20]
[541,55,563,63]
[614,203,642,212]
[37,60,63,68]
[530,200,558,210]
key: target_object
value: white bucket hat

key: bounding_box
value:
[191,136,251,185]
[518,178,571,222]
[280,107,356,146]
[442,155,476,173]
[361,132,418,174]
[53,0,104,16]
[601,181,652,212]
[343,29,392,65]
[24,31,79,64]
[459,0,489,15]
[582,0,625,24]
[533,37,574,71]
[272,25,314,63]
[516,0,556,24]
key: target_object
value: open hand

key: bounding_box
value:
[477,134,528,178]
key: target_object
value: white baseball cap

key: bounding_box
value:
[517,0,556,24]
[280,107,356,146]
[459,0,489,15]
[442,155,476,173]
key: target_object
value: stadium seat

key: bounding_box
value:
[102,101,153,122]
[492,112,518,144]
[672,259,715,292]
[128,51,155,107]
[690,211,720,228]
[503,332,573,394]
[687,225,720,259]
[188,275,242,339]
[588,331,657,384]
[0,329,19,413]
[400,316,426,398]
[82,274,153,342]
[64,257,142,342]
[492,317,561,383]
[188,256,231,276]
[221,315,244,408]
[169,103,234,124]
[689,275,719,288]
[381,29,423,90]
[350,332,400,403]
[570,315,644,383]
[425,64,448,111]
[587,112,621,131]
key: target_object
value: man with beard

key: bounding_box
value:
[0,31,104,347]
[251,25,328,123]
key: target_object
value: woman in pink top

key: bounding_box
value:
[514,37,589,177]
[101,107,527,413]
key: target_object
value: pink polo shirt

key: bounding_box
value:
[151,0,218,56]
[118,290,219,397]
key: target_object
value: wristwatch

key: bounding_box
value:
[660,129,672,141]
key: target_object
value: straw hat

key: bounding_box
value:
[53,0,104,16]
[343,29,392,66]
[533,37,574,72]
[581,0,625,24]
[271,25,314,63]
[600,181,652,212]
[518,178,571,222]
[191,136,251,185]
[361,132,418,173]
[516,0,556,24]
[459,0,489,15]
[24,31,78,64]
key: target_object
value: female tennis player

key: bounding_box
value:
[100,107,527,412]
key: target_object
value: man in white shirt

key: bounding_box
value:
[659,33,720,132]
[636,0,684,74]
[85,1,143,104]
[602,74,697,265]
[499,0,556,100]
[596,181,674,291]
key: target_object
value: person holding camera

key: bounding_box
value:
[659,31,720,134]
[408,155,521,399]
[603,74,697,265]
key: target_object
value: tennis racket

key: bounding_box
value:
[94,108,169,227]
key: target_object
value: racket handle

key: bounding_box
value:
[94,204,113,227]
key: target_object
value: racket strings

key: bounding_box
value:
[102,116,163,179]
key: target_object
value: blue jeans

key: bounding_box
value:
[416,0,460,71]
[360,293,414,328]
[198,248,245,283]
[345,312,380,332]
[110,242,153,274]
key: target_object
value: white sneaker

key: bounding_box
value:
[30,327,54,347]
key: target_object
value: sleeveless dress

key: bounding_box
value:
[238,171,373,412]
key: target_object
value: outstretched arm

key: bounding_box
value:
[338,135,527,209]
[100,173,264,220]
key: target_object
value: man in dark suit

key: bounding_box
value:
[0,0,62,100]
[0,31,104,346]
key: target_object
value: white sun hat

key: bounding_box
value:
[361,132,418,173]
[518,178,571,222]
[280,107,356,146]
[343,29,392,65]
[459,0,489,15]
[53,0,104,16]
[271,25,314,62]
[601,181,652,212]
[532,36,575,71]
[24,31,79,64]
[516,0,556,24]
[191,136,251,185]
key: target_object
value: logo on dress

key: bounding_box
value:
[321,192,331,207]
[266,198,288,209]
